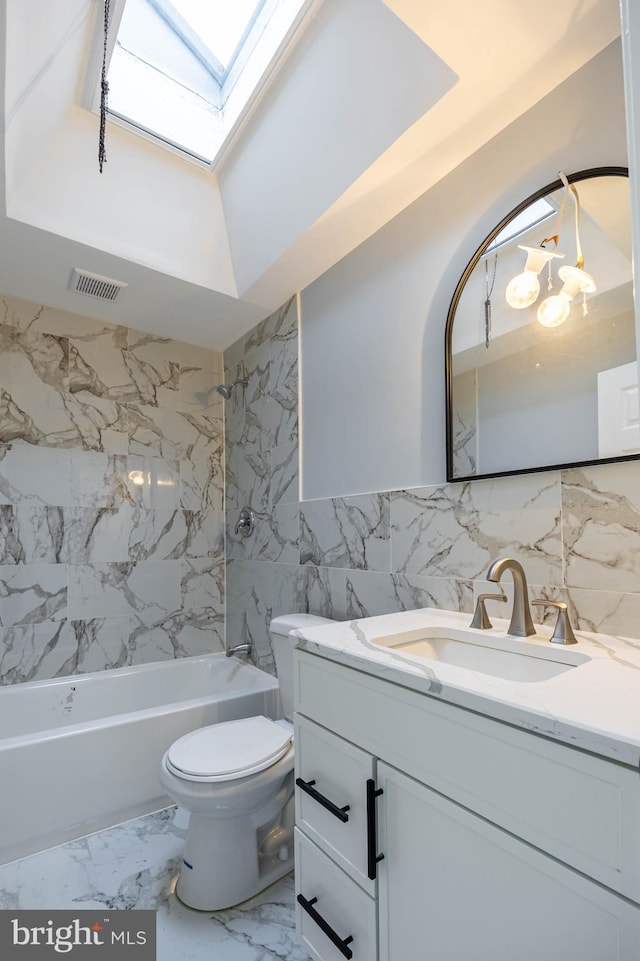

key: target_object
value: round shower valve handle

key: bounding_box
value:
[235,507,256,538]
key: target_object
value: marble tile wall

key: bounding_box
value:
[224,297,300,673]
[0,295,225,684]
[225,300,640,675]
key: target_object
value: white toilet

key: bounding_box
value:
[159,613,335,911]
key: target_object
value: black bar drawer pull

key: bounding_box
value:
[297,893,354,959]
[366,778,384,880]
[296,777,351,822]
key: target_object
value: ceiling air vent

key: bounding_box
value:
[68,268,128,303]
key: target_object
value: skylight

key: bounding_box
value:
[170,0,266,74]
[104,0,303,164]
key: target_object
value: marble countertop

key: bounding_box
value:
[293,608,640,767]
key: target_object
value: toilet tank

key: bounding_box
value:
[270,614,336,720]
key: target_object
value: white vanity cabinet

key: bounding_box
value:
[293,649,640,961]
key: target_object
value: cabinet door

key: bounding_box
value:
[378,762,640,961]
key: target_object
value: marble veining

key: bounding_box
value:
[227,504,299,564]
[345,570,474,619]
[301,493,391,571]
[0,294,225,683]
[562,462,640,593]
[68,561,181,624]
[0,504,67,564]
[0,564,67,627]
[294,607,640,766]
[0,325,69,391]
[390,474,562,584]
[0,808,308,961]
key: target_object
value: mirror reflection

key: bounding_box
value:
[447,168,639,480]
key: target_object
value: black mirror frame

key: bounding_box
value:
[445,166,639,483]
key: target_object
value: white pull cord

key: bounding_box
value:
[559,170,584,268]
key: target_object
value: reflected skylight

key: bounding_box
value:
[491,198,557,251]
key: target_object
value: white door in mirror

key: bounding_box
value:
[598,361,640,456]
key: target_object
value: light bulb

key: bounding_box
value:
[504,245,564,310]
[536,264,596,329]
[505,271,540,309]
[537,293,572,328]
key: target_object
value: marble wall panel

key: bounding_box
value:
[67,561,181,623]
[0,294,225,684]
[226,504,299,564]
[128,405,204,460]
[0,564,67,627]
[0,297,119,339]
[126,455,180,510]
[0,447,71,506]
[64,618,133,674]
[391,473,563,585]
[0,505,67,564]
[562,462,640,593]
[179,443,224,513]
[226,444,270,512]
[0,621,80,684]
[300,493,391,571]
[0,326,69,390]
[271,441,299,505]
[178,367,224,415]
[127,329,217,371]
[68,327,136,402]
[302,565,348,620]
[226,559,276,672]
[345,571,474,619]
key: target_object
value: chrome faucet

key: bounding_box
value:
[486,558,536,638]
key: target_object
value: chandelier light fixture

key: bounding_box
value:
[536,172,597,328]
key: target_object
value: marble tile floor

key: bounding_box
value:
[0,807,310,961]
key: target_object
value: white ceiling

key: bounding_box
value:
[0,0,623,349]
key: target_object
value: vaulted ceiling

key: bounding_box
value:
[0,0,623,347]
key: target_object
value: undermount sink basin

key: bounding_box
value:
[371,627,591,683]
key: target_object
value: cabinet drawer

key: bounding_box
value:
[295,651,640,902]
[295,714,375,893]
[295,829,377,961]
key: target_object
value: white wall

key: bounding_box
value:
[219,0,456,296]
[4,0,236,295]
[300,41,630,499]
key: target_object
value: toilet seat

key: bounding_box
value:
[166,716,293,783]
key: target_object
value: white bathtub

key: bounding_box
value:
[0,654,280,864]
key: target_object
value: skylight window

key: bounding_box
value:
[103,0,305,165]
[170,0,266,74]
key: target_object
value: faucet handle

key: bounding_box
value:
[470,593,507,630]
[531,600,577,645]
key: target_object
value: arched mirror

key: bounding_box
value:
[445,167,639,481]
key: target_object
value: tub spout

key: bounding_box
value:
[226,643,251,658]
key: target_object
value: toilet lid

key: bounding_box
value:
[167,716,292,780]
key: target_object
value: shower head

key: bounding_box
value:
[194,379,247,406]
[217,379,247,398]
